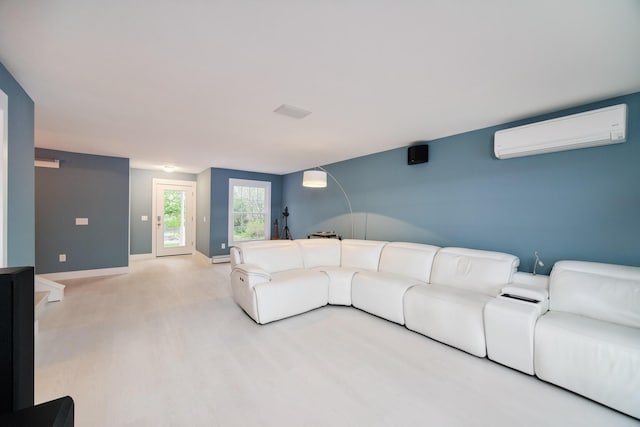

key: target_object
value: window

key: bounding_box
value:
[228,179,271,245]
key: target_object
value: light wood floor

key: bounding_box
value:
[35,255,639,426]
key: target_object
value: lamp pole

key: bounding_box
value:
[317,166,354,239]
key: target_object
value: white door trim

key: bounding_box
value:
[152,178,197,257]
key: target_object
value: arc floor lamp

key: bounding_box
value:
[302,166,354,239]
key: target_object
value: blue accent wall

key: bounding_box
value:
[196,168,211,257]
[283,92,640,273]
[129,168,197,255]
[35,149,129,273]
[210,168,283,257]
[0,62,35,267]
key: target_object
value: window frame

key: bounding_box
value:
[228,178,271,246]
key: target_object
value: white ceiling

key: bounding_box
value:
[1,1,639,175]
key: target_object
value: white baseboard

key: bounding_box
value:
[194,251,211,263]
[130,253,154,261]
[212,255,230,264]
[38,266,129,281]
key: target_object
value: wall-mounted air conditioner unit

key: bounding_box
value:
[494,104,627,159]
[34,158,59,168]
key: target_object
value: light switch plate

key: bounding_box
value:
[141,215,148,221]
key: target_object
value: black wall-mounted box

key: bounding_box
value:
[408,144,429,165]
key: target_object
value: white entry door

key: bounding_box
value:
[154,180,196,257]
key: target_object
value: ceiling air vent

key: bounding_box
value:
[274,104,311,119]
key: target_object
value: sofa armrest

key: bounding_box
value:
[232,264,272,287]
[501,284,548,303]
[230,264,272,323]
[499,284,549,314]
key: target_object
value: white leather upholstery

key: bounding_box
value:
[340,239,387,270]
[549,260,640,328]
[404,247,519,357]
[535,311,640,418]
[230,246,242,268]
[351,242,439,324]
[430,247,519,296]
[501,284,548,303]
[296,239,341,268]
[313,267,359,305]
[378,242,440,281]
[352,272,422,324]
[236,240,304,273]
[230,267,264,323]
[532,260,640,418]
[252,269,329,324]
[485,296,547,374]
[404,284,492,357]
[231,241,328,324]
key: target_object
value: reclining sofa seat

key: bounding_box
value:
[404,247,520,357]
[230,240,329,324]
[351,242,440,324]
[534,260,640,418]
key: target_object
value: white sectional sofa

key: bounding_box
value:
[229,239,640,419]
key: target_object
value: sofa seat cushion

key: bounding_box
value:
[352,272,423,325]
[311,267,359,306]
[252,269,329,324]
[535,311,640,418]
[404,284,492,357]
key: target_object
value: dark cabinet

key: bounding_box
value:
[0,266,35,413]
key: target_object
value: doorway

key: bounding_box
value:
[152,179,196,257]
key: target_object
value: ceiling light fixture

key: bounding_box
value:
[274,104,312,119]
[162,164,176,173]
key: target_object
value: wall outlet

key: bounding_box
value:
[59,254,66,262]
[75,217,89,225]
[221,243,226,249]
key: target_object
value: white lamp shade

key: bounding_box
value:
[303,170,327,188]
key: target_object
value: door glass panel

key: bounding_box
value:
[163,190,186,248]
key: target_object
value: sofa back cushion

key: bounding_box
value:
[430,247,519,296]
[341,239,387,271]
[235,240,303,273]
[549,260,640,328]
[379,242,440,282]
[296,239,341,268]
